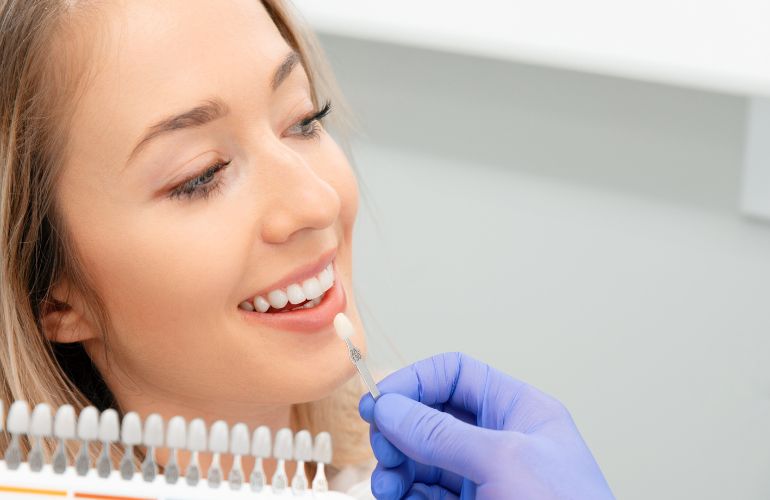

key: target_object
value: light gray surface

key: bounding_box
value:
[320,35,770,499]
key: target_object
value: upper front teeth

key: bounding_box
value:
[246,264,335,312]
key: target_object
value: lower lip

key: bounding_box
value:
[238,267,347,333]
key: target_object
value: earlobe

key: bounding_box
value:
[39,287,96,344]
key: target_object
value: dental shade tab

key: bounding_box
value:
[0,399,350,498]
[334,312,381,400]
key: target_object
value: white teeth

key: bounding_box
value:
[286,284,306,305]
[246,262,336,312]
[318,267,333,292]
[267,289,289,309]
[302,277,323,300]
[254,295,270,313]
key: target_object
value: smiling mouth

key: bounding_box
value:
[238,261,335,314]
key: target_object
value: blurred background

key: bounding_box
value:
[292,1,770,498]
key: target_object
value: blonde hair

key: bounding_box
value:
[0,0,371,473]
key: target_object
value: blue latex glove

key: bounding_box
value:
[359,352,615,499]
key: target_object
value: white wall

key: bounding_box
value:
[320,35,770,499]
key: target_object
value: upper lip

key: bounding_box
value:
[245,247,337,301]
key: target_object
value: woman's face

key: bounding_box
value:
[50,0,365,419]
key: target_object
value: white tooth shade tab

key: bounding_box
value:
[254,296,270,313]
[286,284,305,305]
[208,420,229,454]
[77,406,99,441]
[252,425,272,458]
[54,404,76,439]
[187,418,207,452]
[30,403,52,437]
[313,431,333,464]
[273,428,293,460]
[230,423,250,456]
[301,277,322,300]
[293,430,313,462]
[99,409,119,442]
[333,312,355,340]
[143,413,164,447]
[166,416,187,449]
[7,400,30,434]
[267,289,289,309]
[121,411,142,446]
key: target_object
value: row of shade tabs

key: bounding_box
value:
[0,400,333,494]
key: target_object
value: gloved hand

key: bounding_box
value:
[359,352,615,499]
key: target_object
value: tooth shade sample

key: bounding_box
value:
[187,418,207,452]
[98,409,120,443]
[313,431,332,464]
[294,430,313,462]
[252,426,272,458]
[333,312,355,340]
[273,428,293,460]
[121,412,142,446]
[30,403,52,437]
[143,413,164,448]
[7,400,30,435]
[166,416,187,449]
[77,406,99,441]
[230,423,250,456]
[54,404,76,440]
[208,420,229,454]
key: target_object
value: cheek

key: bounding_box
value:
[74,200,248,366]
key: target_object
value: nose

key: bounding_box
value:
[259,144,341,244]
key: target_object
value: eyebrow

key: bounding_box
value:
[125,50,302,166]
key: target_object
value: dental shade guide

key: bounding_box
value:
[334,312,380,400]
[0,400,340,496]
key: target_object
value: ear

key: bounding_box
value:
[39,281,97,344]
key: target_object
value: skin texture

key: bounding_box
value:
[40,0,366,474]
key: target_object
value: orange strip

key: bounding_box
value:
[74,494,155,500]
[0,485,67,496]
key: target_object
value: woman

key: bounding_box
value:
[0,0,374,497]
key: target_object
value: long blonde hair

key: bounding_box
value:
[0,0,371,472]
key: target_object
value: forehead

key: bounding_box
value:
[66,0,292,172]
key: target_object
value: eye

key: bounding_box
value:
[169,159,232,201]
[288,100,332,140]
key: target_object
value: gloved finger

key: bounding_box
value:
[361,392,459,424]
[370,424,406,468]
[371,452,463,497]
[412,462,463,494]
[371,460,414,500]
[404,483,459,500]
[359,393,375,423]
[371,352,525,419]
[374,393,504,483]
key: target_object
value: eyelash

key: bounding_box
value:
[168,99,333,201]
